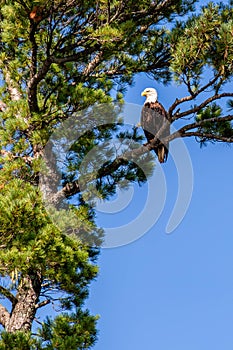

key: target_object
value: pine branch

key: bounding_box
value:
[46,180,81,206]
[47,111,233,201]
[109,0,125,23]
[121,0,179,21]
[168,114,233,142]
[184,132,233,142]
[182,114,233,132]
[83,51,104,77]
[51,52,89,65]
[47,145,151,202]
[28,19,39,113]
[0,286,17,307]
[27,57,53,112]
[27,48,102,111]
[173,93,233,120]
[168,73,222,118]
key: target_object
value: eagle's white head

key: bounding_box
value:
[141,87,158,104]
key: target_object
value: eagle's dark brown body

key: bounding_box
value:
[141,101,170,163]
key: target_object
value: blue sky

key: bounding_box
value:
[86,3,233,347]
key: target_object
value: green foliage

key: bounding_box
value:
[167,2,233,146]
[38,310,98,349]
[0,178,99,311]
[0,331,39,350]
[0,312,98,350]
[196,103,233,145]
[170,3,233,90]
[0,180,47,248]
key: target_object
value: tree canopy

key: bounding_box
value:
[0,0,232,348]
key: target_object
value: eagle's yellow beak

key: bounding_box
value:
[141,91,147,97]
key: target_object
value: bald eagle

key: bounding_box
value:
[141,88,170,163]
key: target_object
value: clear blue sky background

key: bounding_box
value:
[86,2,233,349]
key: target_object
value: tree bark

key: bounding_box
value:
[4,271,41,333]
[0,304,10,328]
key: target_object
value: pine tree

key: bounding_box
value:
[0,0,197,348]
[0,1,233,349]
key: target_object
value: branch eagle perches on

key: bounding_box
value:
[48,90,233,204]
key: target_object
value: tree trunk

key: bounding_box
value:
[5,271,41,333]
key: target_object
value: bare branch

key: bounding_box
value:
[52,53,89,65]
[35,299,50,309]
[182,132,233,143]
[83,51,104,77]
